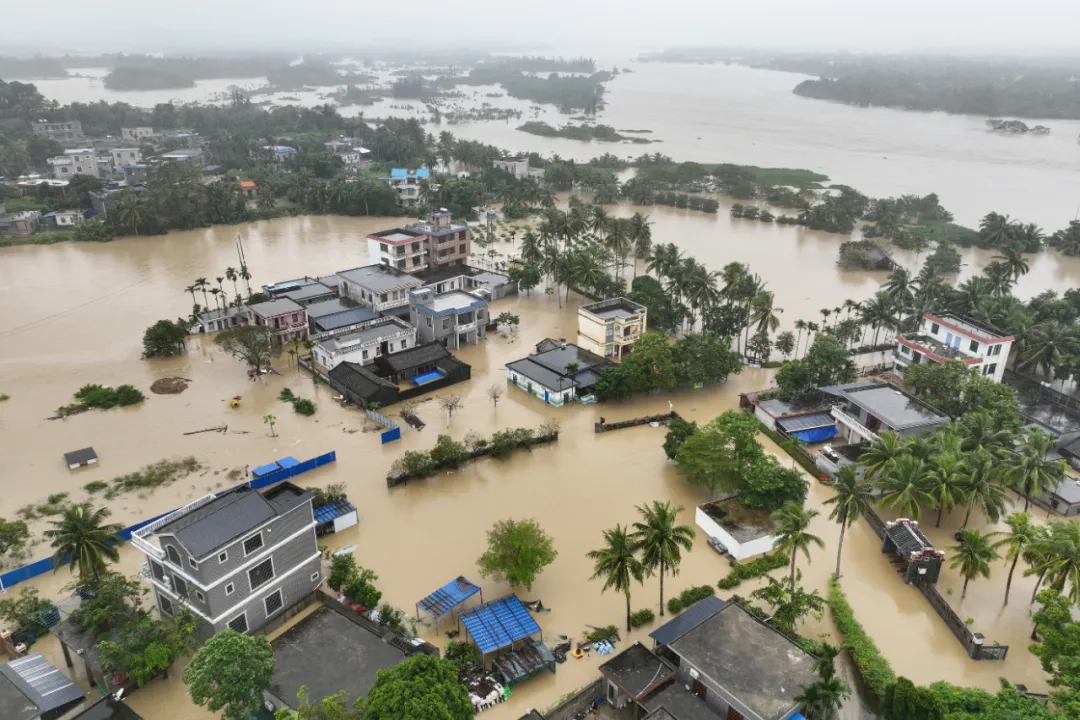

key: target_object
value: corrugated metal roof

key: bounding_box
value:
[416,576,481,619]
[460,595,540,654]
[313,308,380,332]
[648,595,727,646]
[313,498,356,525]
[0,654,85,715]
[776,412,836,433]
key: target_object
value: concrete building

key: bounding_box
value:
[248,298,309,343]
[263,146,298,164]
[822,381,948,444]
[695,497,781,560]
[279,282,336,307]
[493,157,542,181]
[368,211,471,273]
[0,653,88,720]
[577,297,648,361]
[306,301,380,339]
[506,339,613,406]
[338,265,423,312]
[195,306,249,333]
[325,140,372,169]
[409,288,488,350]
[894,312,1013,383]
[31,119,84,142]
[42,209,87,228]
[368,226,429,272]
[130,483,321,638]
[0,210,43,238]
[109,147,141,168]
[119,163,149,186]
[121,126,156,144]
[377,167,429,207]
[160,148,207,166]
[47,149,98,179]
[414,265,516,301]
[311,317,415,370]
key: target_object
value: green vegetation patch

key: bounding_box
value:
[703,164,830,190]
[278,388,317,416]
[666,584,716,614]
[103,457,202,500]
[828,575,896,699]
[717,552,789,590]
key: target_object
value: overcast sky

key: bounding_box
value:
[7,0,1078,56]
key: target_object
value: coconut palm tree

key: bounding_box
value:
[881,268,916,313]
[958,450,1011,527]
[1020,321,1080,378]
[115,191,145,238]
[793,319,808,358]
[858,431,906,481]
[958,412,1015,455]
[983,261,1015,297]
[795,676,851,720]
[994,512,1040,605]
[630,501,696,617]
[587,524,646,632]
[43,503,124,584]
[822,466,873,576]
[627,212,652,279]
[948,529,999,599]
[1050,220,1080,256]
[646,243,682,282]
[1028,520,1080,604]
[992,245,1031,280]
[751,291,783,339]
[876,455,934,520]
[979,212,1014,247]
[1005,428,1067,511]
[926,452,968,528]
[771,502,824,586]
[858,292,898,346]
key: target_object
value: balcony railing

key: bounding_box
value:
[457,322,476,333]
[130,493,218,559]
[831,407,879,443]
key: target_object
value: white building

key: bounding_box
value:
[122,126,156,144]
[337,265,423,312]
[377,168,430,208]
[53,209,87,227]
[577,297,648,361]
[311,317,415,370]
[47,148,98,179]
[493,157,542,181]
[110,147,142,168]
[894,312,1013,383]
[695,499,780,560]
[325,140,372,169]
[32,119,84,142]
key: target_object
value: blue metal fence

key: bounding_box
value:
[0,450,337,591]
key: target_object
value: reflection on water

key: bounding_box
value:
[0,214,1060,718]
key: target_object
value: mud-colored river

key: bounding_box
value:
[0,209,1065,719]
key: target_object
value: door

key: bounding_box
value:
[691,679,707,700]
[544,390,549,403]
[726,707,744,720]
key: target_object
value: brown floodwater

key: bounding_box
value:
[0,211,1068,719]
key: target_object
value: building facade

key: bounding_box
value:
[493,157,541,180]
[505,340,612,406]
[368,212,471,274]
[823,381,948,444]
[247,298,309,343]
[409,288,488,349]
[377,168,429,207]
[130,483,322,638]
[894,312,1013,383]
[109,147,142,168]
[48,149,98,179]
[160,148,207,166]
[311,317,416,370]
[32,119,84,142]
[577,297,647,361]
[338,265,423,312]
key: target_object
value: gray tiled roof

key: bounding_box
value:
[0,654,85,719]
[283,283,335,302]
[312,308,380,332]
[248,298,304,317]
[337,265,421,293]
[380,342,451,373]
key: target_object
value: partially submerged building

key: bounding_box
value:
[377,167,429,207]
[130,482,321,638]
[338,265,423,312]
[747,392,838,444]
[505,339,613,406]
[327,342,472,409]
[247,298,308,343]
[577,297,647,361]
[894,312,1013,383]
[311,317,415,370]
[822,381,948,444]
[368,211,472,273]
[694,497,780,560]
[306,300,380,339]
[409,288,488,350]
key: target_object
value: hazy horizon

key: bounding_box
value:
[4,0,1079,58]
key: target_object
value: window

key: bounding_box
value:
[900,344,910,355]
[930,322,940,335]
[248,558,275,591]
[159,595,173,616]
[969,339,979,353]
[987,363,998,376]
[991,344,1002,356]
[442,319,451,331]
[218,551,228,564]
[166,545,182,565]
[400,339,407,349]
[228,613,248,634]
[459,245,466,254]
[426,317,432,327]
[264,589,284,618]
[150,561,165,581]
[224,582,235,596]
[173,576,188,597]
[380,244,388,254]
[194,590,205,602]
[188,557,198,570]
[362,349,369,359]
[311,571,320,583]
[243,533,264,556]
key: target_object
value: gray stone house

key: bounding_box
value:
[409,288,488,349]
[130,482,322,639]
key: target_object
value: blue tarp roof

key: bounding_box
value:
[412,370,445,385]
[251,462,281,478]
[649,595,727,646]
[460,595,540,654]
[417,577,481,620]
[390,168,407,177]
[313,498,356,525]
[792,426,839,444]
[278,456,300,469]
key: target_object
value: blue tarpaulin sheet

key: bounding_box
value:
[277,456,300,469]
[792,426,838,444]
[461,595,540,654]
[251,462,281,477]
[417,577,481,620]
[411,370,445,385]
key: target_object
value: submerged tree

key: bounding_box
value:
[630,501,696,616]
[587,524,646,633]
[184,630,276,720]
[214,325,276,374]
[476,518,557,592]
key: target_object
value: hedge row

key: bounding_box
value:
[666,585,716,614]
[717,552,789,590]
[828,575,896,699]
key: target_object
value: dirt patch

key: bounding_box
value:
[151,377,189,394]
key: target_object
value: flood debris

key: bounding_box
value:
[150,377,190,394]
[183,425,227,435]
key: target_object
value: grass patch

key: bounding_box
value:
[83,481,109,494]
[103,457,201,500]
[829,575,896,700]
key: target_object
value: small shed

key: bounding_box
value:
[415,577,482,634]
[459,595,554,685]
[882,518,944,584]
[63,447,98,470]
[313,498,359,536]
[0,653,87,720]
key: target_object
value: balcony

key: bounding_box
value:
[897,333,981,365]
[435,240,459,251]
[831,406,879,443]
[457,322,476,333]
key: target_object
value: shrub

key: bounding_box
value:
[83,481,109,494]
[292,398,316,416]
[586,625,619,642]
[71,383,145,410]
[401,450,437,478]
[630,609,655,628]
[717,552,789,590]
[490,427,535,459]
[667,585,715,614]
[444,640,482,670]
[828,576,896,699]
[327,554,357,591]
[344,569,382,609]
[429,435,469,467]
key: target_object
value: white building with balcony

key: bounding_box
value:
[409,288,488,349]
[311,317,416,370]
[377,167,429,208]
[894,312,1013,383]
[577,297,647,361]
[822,381,948,444]
[47,149,98,179]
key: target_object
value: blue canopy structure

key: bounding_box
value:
[313,498,356,526]
[460,594,541,654]
[411,369,445,385]
[791,426,838,443]
[416,577,482,632]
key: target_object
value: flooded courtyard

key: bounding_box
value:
[0,209,1069,718]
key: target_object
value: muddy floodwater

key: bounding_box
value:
[0,210,1069,719]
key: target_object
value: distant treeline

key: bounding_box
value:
[491,56,596,73]
[517,121,652,143]
[0,56,67,80]
[458,68,610,113]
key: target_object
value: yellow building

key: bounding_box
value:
[576,297,647,361]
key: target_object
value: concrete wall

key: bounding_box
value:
[694,507,778,560]
[577,313,610,357]
[754,405,777,430]
[544,679,605,720]
[506,369,573,406]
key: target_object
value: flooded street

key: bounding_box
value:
[0,212,1063,718]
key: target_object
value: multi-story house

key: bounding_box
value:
[122,126,156,144]
[0,210,42,238]
[160,148,207,167]
[377,168,429,207]
[368,212,471,273]
[109,147,142,169]
[325,140,372,169]
[338,265,423,312]
[311,317,415,369]
[409,288,488,349]
[492,157,542,181]
[577,297,648,361]
[894,312,1013,383]
[47,149,98,179]
[130,482,322,638]
[31,119,84,142]
[823,381,948,444]
[248,298,309,343]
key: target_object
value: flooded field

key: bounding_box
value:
[0,210,1066,719]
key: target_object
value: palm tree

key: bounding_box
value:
[983,261,1015,297]
[184,284,198,307]
[1050,220,1080,256]
[1028,520,1080,604]
[858,292,898,346]
[959,450,1011,527]
[1020,321,1080,378]
[257,193,277,212]
[881,268,915,314]
[627,212,652,279]
[947,529,999,599]
[979,212,1014,247]
[43,503,123,584]
[994,512,1040,605]
[858,431,906,481]
[209,287,223,311]
[224,267,239,299]
[926,452,968,528]
[794,320,807,358]
[822,466,873,576]
[195,277,210,309]
[876,455,934,520]
[587,525,646,632]
[631,501,696,617]
[959,412,1014,455]
[771,502,824,585]
[1005,429,1066,511]
[751,291,783,338]
[992,245,1031,281]
[239,264,253,297]
[819,308,831,328]
[795,676,851,720]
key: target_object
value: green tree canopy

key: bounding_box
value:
[476,518,557,591]
[902,360,1019,425]
[362,655,472,720]
[183,629,276,720]
[142,319,188,358]
[675,410,764,496]
[1030,588,1080,717]
[215,324,277,373]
